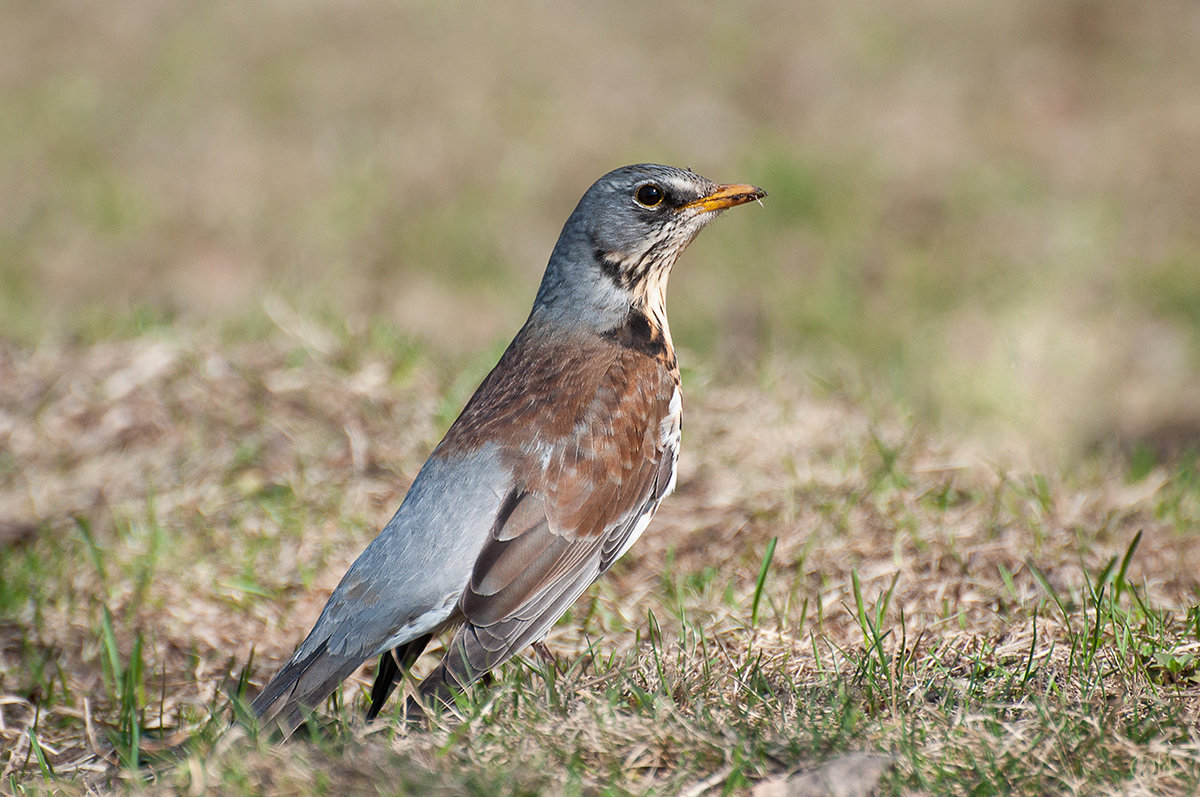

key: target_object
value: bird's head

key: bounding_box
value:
[534,164,765,328]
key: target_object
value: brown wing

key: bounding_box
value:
[418,342,679,698]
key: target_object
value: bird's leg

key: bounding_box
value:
[531,641,563,673]
[366,633,432,721]
[406,659,492,726]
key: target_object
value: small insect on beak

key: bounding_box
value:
[682,183,768,214]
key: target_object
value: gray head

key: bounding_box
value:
[533,164,765,330]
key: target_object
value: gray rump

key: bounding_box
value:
[293,443,509,661]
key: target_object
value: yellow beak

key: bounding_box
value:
[682,183,767,213]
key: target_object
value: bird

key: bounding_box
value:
[250,163,765,733]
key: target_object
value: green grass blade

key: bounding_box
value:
[100,607,124,696]
[751,536,778,627]
[1021,606,1039,686]
[74,515,108,586]
[1113,530,1143,604]
[1027,561,1070,629]
[27,728,53,781]
[122,631,144,771]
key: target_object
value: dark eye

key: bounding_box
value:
[635,183,665,207]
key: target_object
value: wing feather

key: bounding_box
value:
[417,354,681,702]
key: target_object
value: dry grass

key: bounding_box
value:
[1,330,1197,794]
[3,0,1200,793]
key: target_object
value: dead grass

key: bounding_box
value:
[3,1,1200,793]
[1,329,1197,794]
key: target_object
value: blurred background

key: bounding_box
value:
[3,0,1199,464]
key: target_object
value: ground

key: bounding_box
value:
[2,1,1200,794]
[2,334,1197,794]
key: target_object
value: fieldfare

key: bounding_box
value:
[251,164,765,732]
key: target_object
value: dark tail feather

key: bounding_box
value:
[365,633,433,721]
[250,640,366,735]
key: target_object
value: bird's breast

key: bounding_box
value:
[437,320,678,454]
[434,322,680,536]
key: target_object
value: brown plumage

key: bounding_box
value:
[417,315,680,702]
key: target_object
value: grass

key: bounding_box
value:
[4,0,1200,793]
[0,333,1197,794]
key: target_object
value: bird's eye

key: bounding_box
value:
[634,183,665,207]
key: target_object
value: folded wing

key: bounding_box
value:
[417,353,680,702]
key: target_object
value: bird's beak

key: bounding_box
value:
[683,183,767,213]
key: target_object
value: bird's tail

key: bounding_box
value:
[250,640,365,735]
